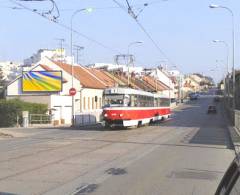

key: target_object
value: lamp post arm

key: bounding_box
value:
[70,8,87,127]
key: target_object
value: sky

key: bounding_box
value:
[0,0,239,82]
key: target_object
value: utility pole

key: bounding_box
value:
[114,54,134,86]
[74,45,84,64]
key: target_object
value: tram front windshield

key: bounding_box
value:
[103,94,129,107]
[160,98,170,107]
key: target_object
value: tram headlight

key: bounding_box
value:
[104,113,108,117]
[119,113,124,117]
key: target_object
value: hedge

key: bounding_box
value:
[0,99,48,127]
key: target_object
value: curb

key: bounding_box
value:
[221,102,240,153]
[228,126,240,153]
[172,99,189,110]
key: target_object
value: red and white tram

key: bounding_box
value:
[102,87,171,128]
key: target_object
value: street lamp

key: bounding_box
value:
[127,41,143,55]
[212,40,229,73]
[209,69,217,86]
[209,4,235,110]
[127,41,143,85]
[209,4,220,9]
[212,40,230,100]
[70,8,93,126]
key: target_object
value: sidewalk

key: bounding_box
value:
[222,105,240,153]
[171,99,189,110]
[228,126,240,153]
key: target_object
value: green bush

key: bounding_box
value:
[0,99,48,127]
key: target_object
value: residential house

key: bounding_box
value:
[6,58,80,125]
[183,75,200,96]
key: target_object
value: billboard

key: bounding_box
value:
[22,71,62,92]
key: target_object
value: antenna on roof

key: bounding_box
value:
[73,45,84,65]
[55,38,65,62]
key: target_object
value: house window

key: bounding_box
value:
[99,97,102,108]
[83,97,86,110]
[92,97,94,110]
[95,97,98,109]
[88,97,90,110]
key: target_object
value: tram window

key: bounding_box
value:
[130,95,135,107]
[103,94,124,107]
[149,97,154,107]
[154,98,157,107]
[146,96,149,107]
[135,95,141,107]
[124,95,130,106]
[140,95,145,107]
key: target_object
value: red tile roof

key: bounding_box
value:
[87,68,116,87]
[39,64,68,83]
[46,60,171,91]
[142,76,170,91]
[53,61,106,89]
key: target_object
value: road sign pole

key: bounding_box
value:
[69,88,77,127]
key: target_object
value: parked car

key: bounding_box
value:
[215,153,240,195]
[189,93,198,100]
[214,96,220,102]
[207,105,217,114]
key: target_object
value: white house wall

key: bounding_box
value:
[75,88,103,126]
[50,95,72,124]
[79,88,103,112]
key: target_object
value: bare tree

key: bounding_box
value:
[0,67,5,87]
[0,67,6,98]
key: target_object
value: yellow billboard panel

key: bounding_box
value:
[22,71,62,92]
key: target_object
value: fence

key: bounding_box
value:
[75,110,102,126]
[29,114,51,125]
[224,98,240,129]
[235,110,240,131]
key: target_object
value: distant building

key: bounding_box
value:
[182,75,201,97]
[23,48,73,66]
[88,63,144,74]
[0,61,21,82]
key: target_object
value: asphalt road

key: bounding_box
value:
[0,96,235,195]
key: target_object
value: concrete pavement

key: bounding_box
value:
[0,96,235,195]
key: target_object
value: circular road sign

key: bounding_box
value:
[69,88,77,96]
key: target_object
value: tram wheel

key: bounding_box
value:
[137,121,142,127]
[104,122,110,129]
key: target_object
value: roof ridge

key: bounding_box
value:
[80,66,108,87]
[48,58,81,81]
[102,71,121,85]
[6,62,42,86]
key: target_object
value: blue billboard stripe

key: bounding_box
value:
[40,71,61,80]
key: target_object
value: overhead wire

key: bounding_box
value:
[112,0,177,67]
[8,0,122,54]
[17,0,60,19]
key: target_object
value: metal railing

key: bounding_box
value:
[29,114,51,125]
[75,110,102,126]
[235,110,240,131]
